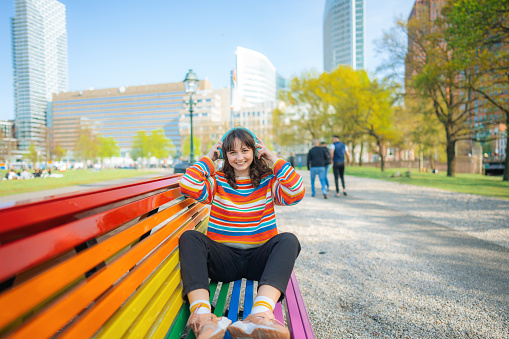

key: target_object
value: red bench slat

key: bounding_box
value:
[0,175,182,244]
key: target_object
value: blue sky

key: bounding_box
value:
[0,0,415,121]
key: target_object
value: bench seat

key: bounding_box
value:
[0,174,314,339]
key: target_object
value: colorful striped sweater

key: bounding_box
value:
[179,156,305,248]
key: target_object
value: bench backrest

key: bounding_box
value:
[0,174,209,338]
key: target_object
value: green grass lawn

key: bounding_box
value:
[0,169,158,197]
[344,166,509,200]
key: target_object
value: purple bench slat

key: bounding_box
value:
[289,271,315,338]
[274,301,284,324]
[285,275,307,338]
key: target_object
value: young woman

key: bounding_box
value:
[179,127,305,339]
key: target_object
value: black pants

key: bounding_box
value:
[179,230,301,302]
[333,161,346,193]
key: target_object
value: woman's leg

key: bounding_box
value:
[229,233,300,339]
[179,230,243,301]
[246,232,301,303]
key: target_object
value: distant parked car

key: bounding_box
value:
[173,161,191,174]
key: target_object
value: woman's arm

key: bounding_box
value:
[179,141,223,204]
[271,159,305,206]
[179,156,217,204]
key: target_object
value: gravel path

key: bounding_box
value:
[276,172,509,338]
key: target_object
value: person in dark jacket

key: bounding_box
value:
[307,139,329,199]
[321,141,331,190]
[330,135,351,197]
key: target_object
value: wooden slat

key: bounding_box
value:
[274,302,285,324]
[288,272,315,338]
[224,279,242,339]
[243,280,254,319]
[0,199,194,331]
[0,188,183,283]
[0,175,182,243]
[5,205,207,339]
[122,265,182,338]
[95,250,181,338]
[227,280,242,322]
[146,285,185,339]
[284,272,310,339]
[165,304,189,339]
[58,208,208,339]
[213,282,230,317]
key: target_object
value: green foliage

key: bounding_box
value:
[278,71,328,141]
[131,129,174,161]
[378,10,480,177]
[181,136,201,160]
[53,144,67,161]
[131,131,151,160]
[444,0,509,180]
[98,136,120,160]
[74,128,100,161]
[279,66,402,171]
[150,129,175,159]
[27,142,38,164]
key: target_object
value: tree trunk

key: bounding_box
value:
[419,149,423,172]
[504,122,509,181]
[446,139,456,177]
[359,141,364,167]
[378,140,385,172]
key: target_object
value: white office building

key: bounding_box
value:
[234,47,277,108]
[323,0,365,72]
[11,0,68,150]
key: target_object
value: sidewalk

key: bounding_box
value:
[284,170,509,338]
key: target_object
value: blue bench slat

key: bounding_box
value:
[243,280,254,320]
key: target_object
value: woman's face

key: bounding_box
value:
[226,138,254,177]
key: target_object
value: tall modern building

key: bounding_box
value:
[235,47,277,107]
[11,0,68,151]
[323,0,365,72]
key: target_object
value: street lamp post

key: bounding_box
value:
[183,69,199,163]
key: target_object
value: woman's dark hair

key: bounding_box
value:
[221,128,272,188]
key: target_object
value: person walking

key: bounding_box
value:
[307,139,329,199]
[330,135,351,197]
[179,127,304,339]
[321,141,331,191]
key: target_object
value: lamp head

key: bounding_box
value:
[183,69,199,94]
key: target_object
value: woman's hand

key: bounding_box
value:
[255,138,279,167]
[206,141,223,161]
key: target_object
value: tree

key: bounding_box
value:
[379,11,479,176]
[53,143,67,161]
[150,129,174,161]
[28,142,38,164]
[131,131,151,161]
[279,71,329,141]
[98,136,120,161]
[317,66,375,165]
[316,66,400,171]
[74,128,100,162]
[444,0,509,180]
[181,136,201,160]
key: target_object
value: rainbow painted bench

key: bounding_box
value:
[0,174,314,339]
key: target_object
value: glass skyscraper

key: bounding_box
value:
[323,0,365,72]
[235,46,276,107]
[11,0,68,150]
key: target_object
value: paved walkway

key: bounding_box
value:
[277,171,509,338]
